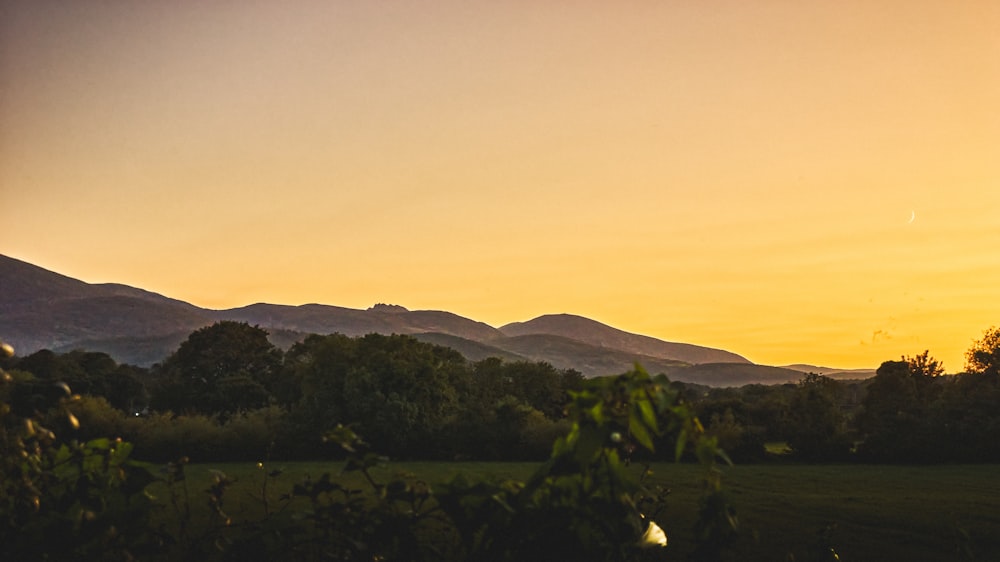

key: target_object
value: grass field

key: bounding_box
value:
[155,460,1000,561]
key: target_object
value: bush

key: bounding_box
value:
[65,395,128,442]
[216,406,284,461]
[126,411,220,462]
[1,342,160,560]
[122,407,287,462]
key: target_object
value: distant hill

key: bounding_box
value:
[501,314,750,365]
[486,333,689,378]
[48,331,199,368]
[0,255,503,365]
[212,303,502,341]
[782,364,877,380]
[0,253,868,385]
[664,363,811,386]
[0,255,213,357]
[412,333,807,386]
[410,333,527,363]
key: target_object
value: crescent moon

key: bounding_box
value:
[908,210,916,224]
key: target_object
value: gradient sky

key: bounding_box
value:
[2,1,998,370]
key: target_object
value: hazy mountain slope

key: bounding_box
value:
[491,334,689,378]
[50,330,199,368]
[213,304,503,341]
[664,363,810,387]
[1,255,200,313]
[0,257,508,365]
[0,255,213,360]
[1,254,812,385]
[1,254,98,314]
[213,303,391,335]
[398,310,503,341]
[782,364,877,380]
[4,297,211,362]
[500,314,750,365]
[410,333,527,363]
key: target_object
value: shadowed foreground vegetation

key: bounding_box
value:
[168,461,1000,561]
[7,322,1000,466]
[2,345,736,561]
[5,323,1000,559]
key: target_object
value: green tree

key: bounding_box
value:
[151,322,283,415]
[16,350,88,393]
[282,333,469,459]
[281,333,356,419]
[856,361,921,461]
[856,352,950,462]
[785,374,852,461]
[502,361,568,419]
[16,350,148,413]
[467,359,576,418]
[341,334,467,458]
[921,333,1000,461]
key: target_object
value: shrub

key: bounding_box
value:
[64,394,128,442]
[216,406,284,461]
[0,341,160,560]
[126,411,220,462]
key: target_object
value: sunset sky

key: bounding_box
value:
[2,1,998,370]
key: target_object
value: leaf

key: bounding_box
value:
[637,398,658,434]
[675,428,688,462]
[86,437,111,451]
[716,447,733,467]
[573,426,605,465]
[629,414,655,452]
[121,464,158,495]
[491,493,515,513]
[588,401,605,424]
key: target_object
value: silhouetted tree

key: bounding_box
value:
[14,350,147,413]
[151,322,283,415]
[785,374,852,461]
[965,326,1000,378]
[856,360,925,461]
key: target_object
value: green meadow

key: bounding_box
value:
[161,461,1000,561]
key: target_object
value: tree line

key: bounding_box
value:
[683,334,1000,463]
[4,321,1000,464]
[2,322,584,461]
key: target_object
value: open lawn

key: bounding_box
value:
[157,461,1000,561]
[645,463,1000,561]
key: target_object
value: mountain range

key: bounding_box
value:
[0,254,874,385]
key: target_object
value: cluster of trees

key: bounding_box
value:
[2,322,584,461]
[5,322,1000,464]
[855,349,1000,462]
[2,334,734,560]
[689,331,1000,463]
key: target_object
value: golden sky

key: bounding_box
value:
[2,1,998,370]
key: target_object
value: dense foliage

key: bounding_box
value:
[5,322,1000,466]
[0,343,161,560]
[151,321,284,416]
[5,323,1000,559]
[2,335,736,561]
[670,330,1000,465]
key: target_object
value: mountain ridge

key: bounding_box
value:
[501,313,750,365]
[0,254,863,385]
